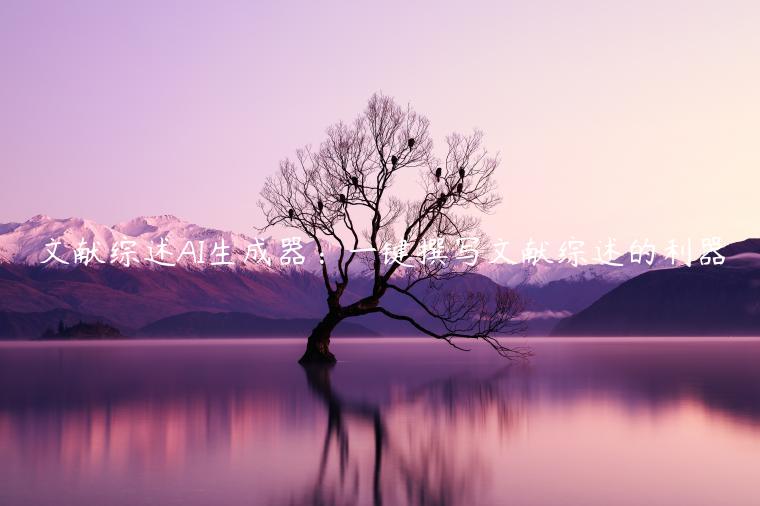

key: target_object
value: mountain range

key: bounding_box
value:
[0,214,691,338]
[0,214,676,283]
[553,239,760,336]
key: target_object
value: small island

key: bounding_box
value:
[41,320,123,340]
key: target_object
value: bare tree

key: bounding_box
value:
[259,93,525,363]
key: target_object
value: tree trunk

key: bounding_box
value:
[299,312,341,364]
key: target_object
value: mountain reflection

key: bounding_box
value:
[1,339,760,506]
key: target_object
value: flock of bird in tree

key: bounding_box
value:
[286,138,466,221]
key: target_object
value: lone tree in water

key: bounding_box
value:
[259,93,524,364]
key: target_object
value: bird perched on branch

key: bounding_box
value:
[459,167,465,179]
[339,193,346,204]
[317,200,324,213]
[435,167,442,181]
[391,155,398,167]
[408,138,415,150]
[288,208,294,220]
[351,176,359,188]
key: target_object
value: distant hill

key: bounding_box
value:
[553,241,760,336]
[42,320,123,339]
[0,309,122,340]
[138,311,377,337]
[717,238,760,257]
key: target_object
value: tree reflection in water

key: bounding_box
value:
[286,364,521,506]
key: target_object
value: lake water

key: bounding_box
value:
[1,337,760,505]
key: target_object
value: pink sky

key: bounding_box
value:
[1,1,759,253]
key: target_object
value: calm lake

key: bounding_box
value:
[1,337,759,505]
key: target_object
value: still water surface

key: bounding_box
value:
[1,337,760,505]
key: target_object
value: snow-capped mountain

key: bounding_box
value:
[0,214,341,272]
[478,253,679,288]
[0,222,21,235]
[0,215,680,287]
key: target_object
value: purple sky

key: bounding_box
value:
[2,0,759,252]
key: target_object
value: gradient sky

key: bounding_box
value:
[2,0,759,254]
